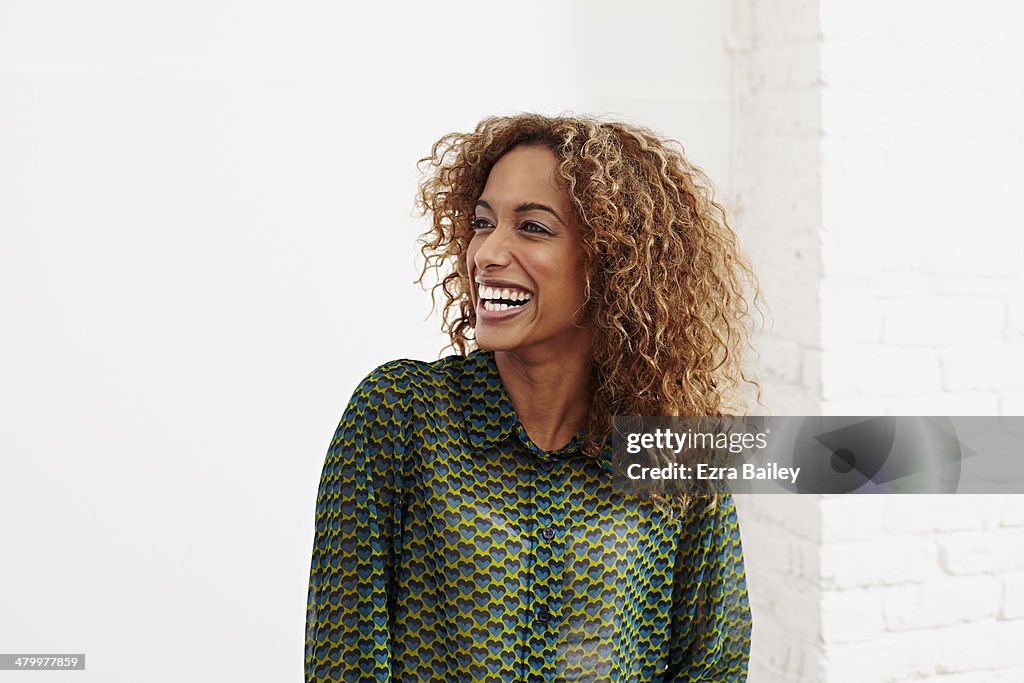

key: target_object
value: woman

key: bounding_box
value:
[305,114,759,682]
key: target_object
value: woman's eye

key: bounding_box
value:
[470,218,494,231]
[520,221,550,235]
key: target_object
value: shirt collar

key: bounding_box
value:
[459,348,518,451]
[459,349,613,471]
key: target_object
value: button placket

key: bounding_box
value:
[540,472,568,676]
[524,460,567,683]
[522,433,577,679]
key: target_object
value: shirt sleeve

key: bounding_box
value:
[305,362,409,682]
[665,490,753,682]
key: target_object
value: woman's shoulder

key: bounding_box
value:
[352,350,486,402]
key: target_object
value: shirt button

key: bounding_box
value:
[541,461,554,471]
[541,527,555,541]
[538,607,552,622]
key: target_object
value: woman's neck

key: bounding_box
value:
[493,346,592,452]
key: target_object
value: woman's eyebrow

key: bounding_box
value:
[475,199,563,223]
[515,202,563,223]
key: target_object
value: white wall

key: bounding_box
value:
[817,1,1024,680]
[731,1,1024,681]
[0,2,735,681]
[730,1,829,678]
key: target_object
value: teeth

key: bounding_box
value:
[483,300,522,312]
[478,283,532,302]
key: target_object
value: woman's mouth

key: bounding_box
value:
[477,284,532,314]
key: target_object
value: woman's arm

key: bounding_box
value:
[305,362,409,682]
[665,491,753,682]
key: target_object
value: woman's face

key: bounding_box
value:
[467,144,589,356]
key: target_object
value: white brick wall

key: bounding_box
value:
[731,0,823,419]
[731,0,826,678]
[732,0,1024,680]
[733,494,823,682]
[815,0,1024,671]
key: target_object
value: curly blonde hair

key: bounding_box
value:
[416,113,761,469]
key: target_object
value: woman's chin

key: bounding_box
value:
[474,329,522,352]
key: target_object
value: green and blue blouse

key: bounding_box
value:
[305,349,752,682]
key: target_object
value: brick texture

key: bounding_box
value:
[732,0,1024,680]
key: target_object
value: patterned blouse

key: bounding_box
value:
[305,349,752,682]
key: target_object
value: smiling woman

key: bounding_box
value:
[305,113,761,682]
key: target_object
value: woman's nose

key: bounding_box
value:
[473,225,514,270]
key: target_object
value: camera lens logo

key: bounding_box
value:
[793,417,964,493]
